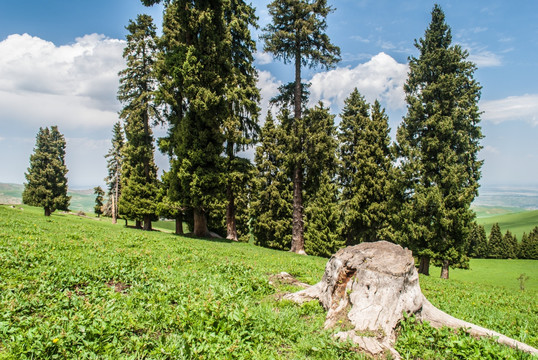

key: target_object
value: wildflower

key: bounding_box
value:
[52,338,59,343]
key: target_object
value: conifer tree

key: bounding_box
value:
[262,0,340,254]
[301,103,342,256]
[466,222,488,258]
[222,0,260,241]
[488,223,503,259]
[93,186,105,218]
[104,122,124,224]
[251,112,293,250]
[23,126,70,216]
[395,5,483,279]
[338,89,393,245]
[118,14,160,231]
[519,227,538,259]
[503,230,518,259]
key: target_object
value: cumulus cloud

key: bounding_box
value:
[468,50,502,67]
[257,70,282,119]
[0,33,125,130]
[255,51,273,65]
[308,52,408,111]
[481,94,538,125]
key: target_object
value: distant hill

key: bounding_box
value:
[0,182,96,213]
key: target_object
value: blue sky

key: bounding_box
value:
[0,0,537,189]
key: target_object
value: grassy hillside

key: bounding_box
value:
[0,205,536,359]
[476,209,538,239]
[0,182,95,213]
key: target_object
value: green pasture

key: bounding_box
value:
[476,208,538,239]
[0,205,536,359]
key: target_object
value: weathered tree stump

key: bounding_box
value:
[284,241,538,358]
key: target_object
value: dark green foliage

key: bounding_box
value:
[22,126,70,216]
[519,227,538,259]
[503,230,518,259]
[93,186,105,217]
[262,0,340,254]
[302,104,342,257]
[251,112,293,250]
[488,223,504,259]
[395,5,483,278]
[337,89,393,245]
[118,14,160,230]
[466,222,488,258]
[104,122,124,221]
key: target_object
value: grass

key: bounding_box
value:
[0,205,536,359]
[476,209,538,239]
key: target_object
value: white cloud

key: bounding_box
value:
[481,94,538,125]
[468,50,502,67]
[483,145,500,154]
[255,51,273,65]
[257,70,282,119]
[308,52,408,112]
[351,35,370,43]
[0,33,125,130]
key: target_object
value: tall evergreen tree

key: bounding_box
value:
[262,0,340,254]
[251,112,293,250]
[118,14,160,231]
[503,230,518,259]
[104,122,124,224]
[222,0,260,241]
[395,5,483,279]
[93,186,105,218]
[466,222,488,258]
[519,227,538,259]
[23,126,70,216]
[488,223,503,259]
[302,103,342,256]
[338,89,393,245]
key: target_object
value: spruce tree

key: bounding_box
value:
[338,89,393,245]
[251,112,293,250]
[93,186,105,218]
[395,5,483,279]
[23,126,70,216]
[503,230,518,259]
[488,223,503,259]
[519,227,538,259]
[302,103,342,256]
[118,14,160,231]
[262,0,340,254]
[221,0,260,241]
[466,222,488,258]
[104,122,124,224]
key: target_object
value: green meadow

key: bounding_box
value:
[0,205,536,359]
[475,207,538,239]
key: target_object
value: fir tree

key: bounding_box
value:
[262,0,340,254]
[488,223,503,259]
[93,186,105,218]
[104,122,124,224]
[251,112,293,250]
[466,222,488,258]
[338,89,393,245]
[222,0,261,241]
[395,5,483,279]
[23,126,70,216]
[503,230,518,259]
[519,227,538,259]
[118,14,160,231]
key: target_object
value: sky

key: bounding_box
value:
[0,0,537,190]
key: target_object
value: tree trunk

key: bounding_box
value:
[175,214,183,235]
[44,207,51,217]
[135,220,142,229]
[440,259,450,279]
[124,218,128,227]
[284,241,538,358]
[418,256,430,275]
[290,45,306,256]
[193,207,209,237]
[226,184,238,241]
[143,215,152,231]
[112,175,119,224]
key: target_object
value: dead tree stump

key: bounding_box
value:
[284,241,538,358]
